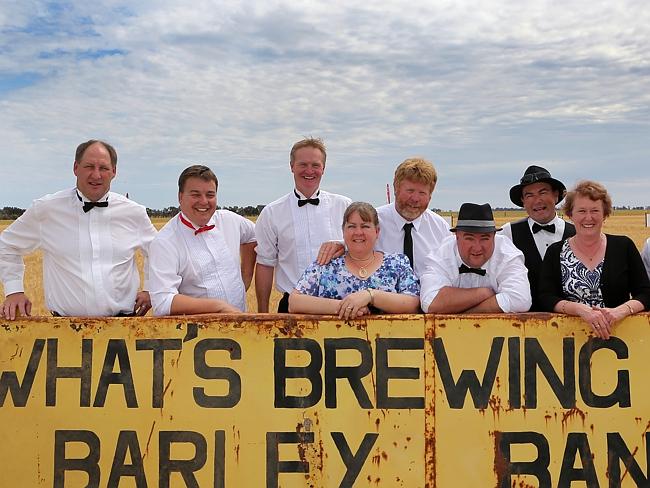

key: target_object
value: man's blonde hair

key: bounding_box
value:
[290,137,327,165]
[393,157,438,193]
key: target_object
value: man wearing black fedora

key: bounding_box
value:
[420,203,531,314]
[502,165,575,311]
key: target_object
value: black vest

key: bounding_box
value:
[511,218,576,311]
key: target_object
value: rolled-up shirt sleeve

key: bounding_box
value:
[148,238,182,316]
[494,251,532,313]
[240,217,256,244]
[419,257,453,312]
[135,207,158,291]
[0,203,42,295]
[254,209,278,267]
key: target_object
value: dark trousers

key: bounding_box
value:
[277,292,290,313]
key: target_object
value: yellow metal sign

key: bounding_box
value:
[429,314,650,487]
[0,315,425,487]
[1,313,649,487]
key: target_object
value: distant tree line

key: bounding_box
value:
[146,205,266,218]
[0,207,26,219]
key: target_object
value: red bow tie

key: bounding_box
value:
[180,214,215,235]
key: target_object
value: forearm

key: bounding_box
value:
[169,294,239,315]
[255,264,274,312]
[610,299,644,319]
[465,295,502,313]
[371,290,420,314]
[288,291,340,314]
[240,243,256,291]
[554,299,591,317]
[427,287,495,314]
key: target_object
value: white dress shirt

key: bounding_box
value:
[642,238,650,280]
[501,215,568,259]
[375,203,451,278]
[255,189,352,293]
[149,210,256,316]
[0,188,156,316]
[420,234,532,313]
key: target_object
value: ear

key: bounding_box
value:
[73,161,79,176]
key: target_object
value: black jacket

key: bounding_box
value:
[538,234,650,311]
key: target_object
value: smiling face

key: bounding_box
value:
[394,179,432,221]
[343,210,379,256]
[456,231,496,268]
[521,182,559,224]
[73,142,116,202]
[569,195,605,237]
[178,177,217,227]
[291,146,325,198]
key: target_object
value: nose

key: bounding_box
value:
[90,166,101,179]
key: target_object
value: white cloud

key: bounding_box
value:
[1,0,649,209]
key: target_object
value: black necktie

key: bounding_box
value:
[532,223,555,234]
[77,192,108,213]
[403,223,414,268]
[294,190,320,207]
[459,264,486,276]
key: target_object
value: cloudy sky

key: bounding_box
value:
[1,0,648,211]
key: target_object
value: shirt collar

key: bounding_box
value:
[76,188,109,203]
[527,214,560,228]
[294,188,321,200]
[391,203,424,231]
[179,212,216,230]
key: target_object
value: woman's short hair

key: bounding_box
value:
[563,180,612,218]
[342,202,379,228]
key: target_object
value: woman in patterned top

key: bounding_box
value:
[538,180,650,339]
[289,202,420,319]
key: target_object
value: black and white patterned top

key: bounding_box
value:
[560,240,605,307]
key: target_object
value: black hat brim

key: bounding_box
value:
[450,226,501,233]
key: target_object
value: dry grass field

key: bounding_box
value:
[1,211,649,317]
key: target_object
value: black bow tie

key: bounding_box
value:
[77,192,108,213]
[83,201,108,213]
[532,223,555,234]
[294,190,320,207]
[459,264,486,276]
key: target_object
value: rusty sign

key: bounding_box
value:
[0,315,425,487]
[428,313,650,487]
[1,313,649,487]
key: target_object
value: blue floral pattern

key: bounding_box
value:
[560,240,605,307]
[295,253,420,300]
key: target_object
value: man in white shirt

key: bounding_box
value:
[501,165,575,311]
[0,139,157,319]
[421,203,531,314]
[255,137,352,312]
[149,165,256,316]
[375,157,450,278]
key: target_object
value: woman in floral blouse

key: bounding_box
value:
[289,202,420,319]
